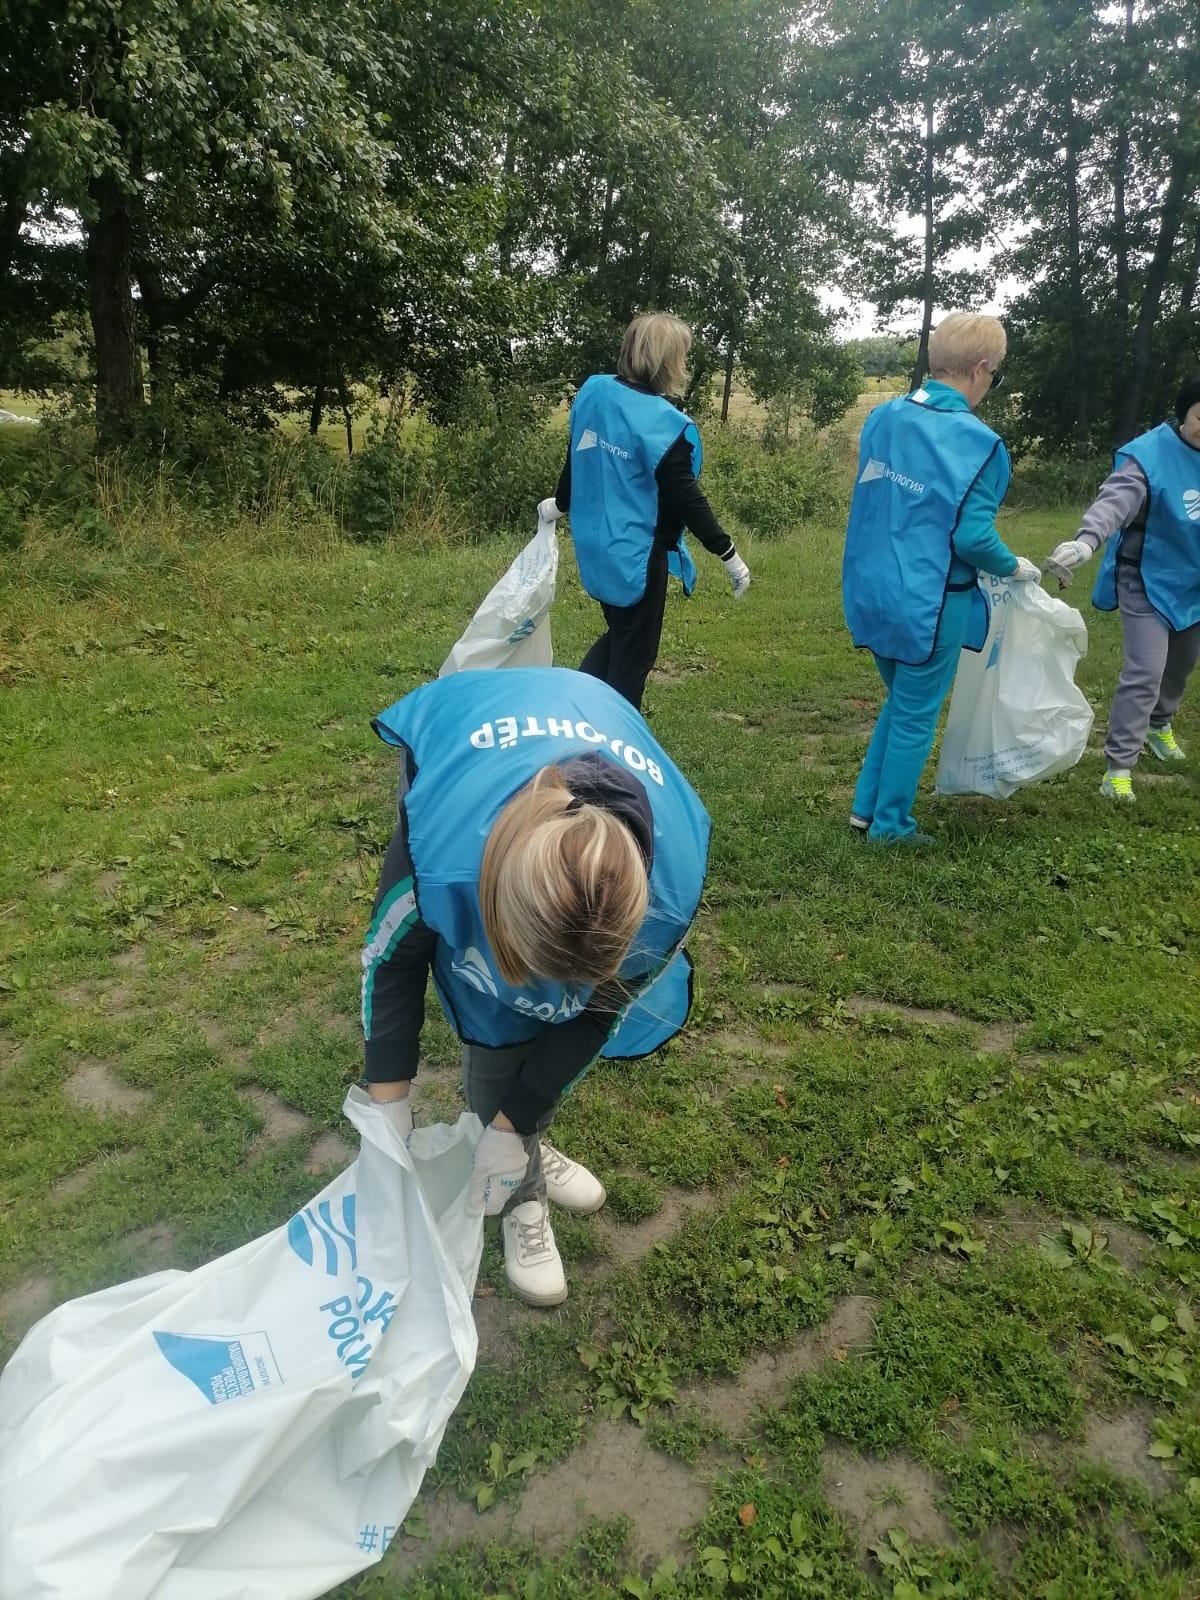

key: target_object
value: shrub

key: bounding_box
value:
[0,481,29,553]
[704,427,842,539]
[429,378,566,535]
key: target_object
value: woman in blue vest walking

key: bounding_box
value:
[1045,372,1200,802]
[842,313,1042,844]
[538,313,752,710]
[359,667,711,1306]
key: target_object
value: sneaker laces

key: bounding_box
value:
[515,1205,553,1262]
[1154,726,1180,751]
[540,1142,573,1183]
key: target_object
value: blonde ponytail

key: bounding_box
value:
[480,767,649,987]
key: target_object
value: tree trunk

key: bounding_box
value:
[1178,214,1200,326]
[1112,0,1134,328]
[338,373,353,458]
[1064,99,1091,455]
[497,137,517,278]
[1116,143,1200,443]
[86,174,141,447]
[909,91,936,392]
[721,343,735,423]
[309,381,325,436]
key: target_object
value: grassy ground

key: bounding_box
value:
[2,488,1199,1599]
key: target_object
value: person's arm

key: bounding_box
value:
[554,449,571,515]
[498,981,636,1134]
[951,445,1019,578]
[1076,459,1148,550]
[655,434,735,558]
[361,819,438,1101]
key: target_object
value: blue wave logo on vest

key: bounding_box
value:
[287,1194,358,1275]
[451,946,499,996]
[1184,489,1200,522]
[154,1329,282,1405]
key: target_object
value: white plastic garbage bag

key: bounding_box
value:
[0,1090,484,1600]
[439,512,559,675]
[935,575,1095,800]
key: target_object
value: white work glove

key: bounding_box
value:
[1044,538,1093,589]
[537,497,564,523]
[722,549,752,600]
[1009,557,1041,583]
[372,1092,413,1143]
[468,1123,529,1216]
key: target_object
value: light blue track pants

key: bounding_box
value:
[852,591,974,841]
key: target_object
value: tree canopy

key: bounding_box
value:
[3,0,1198,452]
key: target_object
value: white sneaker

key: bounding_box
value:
[540,1141,607,1214]
[502,1200,568,1306]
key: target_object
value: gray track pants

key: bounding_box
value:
[1105,564,1200,769]
[461,1042,552,1213]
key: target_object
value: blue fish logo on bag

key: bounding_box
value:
[287,1194,357,1274]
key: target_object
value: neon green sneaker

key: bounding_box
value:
[1145,724,1186,762]
[1099,771,1135,803]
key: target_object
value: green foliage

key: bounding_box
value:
[578,1320,679,1426]
[428,382,566,534]
[704,429,841,540]
[339,427,439,543]
[466,1439,545,1513]
[846,336,919,379]
[0,481,30,553]
[644,1405,724,1465]
[5,495,1200,1600]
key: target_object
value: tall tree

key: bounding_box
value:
[13,0,400,443]
[833,0,996,390]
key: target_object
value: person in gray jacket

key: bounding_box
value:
[1046,373,1200,802]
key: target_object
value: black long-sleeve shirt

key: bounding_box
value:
[554,378,736,562]
[361,752,657,1134]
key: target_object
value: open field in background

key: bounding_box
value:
[2,432,1199,1596]
[0,371,905,457]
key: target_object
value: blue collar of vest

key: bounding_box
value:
[910,380,971,413]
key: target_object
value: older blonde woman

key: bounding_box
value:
[842,313,1041,844]
[539,312,752,709]
[361,667,711,1306]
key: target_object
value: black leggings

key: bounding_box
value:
[578,551,668,711]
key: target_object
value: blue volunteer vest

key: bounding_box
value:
[569,374,700,606]
[1092,423,1200,630]
[842,392,1010,665]
[372,668,712,1060]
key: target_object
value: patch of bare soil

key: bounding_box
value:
[304,1130,356,1175]
[0,1275,56,1336]
[680,1296,878,1434]
[845,997,1014,1053]
[122,1222,183,1273]
[713,1028,794,1061]
[238,1086,311,1154]
[1079,1406,1175,1496]
[511,1418,710,1563]
[595,1188,719,1268]
[821,1444,955,1562]
[52,1149,135,1200]
[650,661,702,682]
[64,1058,153,1115]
